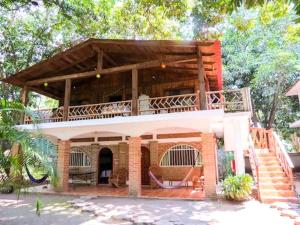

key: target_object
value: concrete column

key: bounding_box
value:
[149,141,159,166]
[57,140,70,192]
[128,137,141,197]
[202,133,217,198]
[224,115,249,175]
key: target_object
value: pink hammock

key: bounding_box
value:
[148,167,195,189]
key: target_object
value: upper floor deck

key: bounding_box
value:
[23,88,252,124]
[2,39,252,125]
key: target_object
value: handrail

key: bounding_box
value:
[248,135,260,199]
[272,132,294,168]
[271,131,295,190]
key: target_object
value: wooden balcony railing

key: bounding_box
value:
[68,100,132,121]
[23,88,252,124]
[138,92,199,115]
[206,87,252,113]
[24,107,64,124]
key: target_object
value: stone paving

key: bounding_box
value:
[0,193,296,225]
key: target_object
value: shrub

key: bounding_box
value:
[222,174,253,201]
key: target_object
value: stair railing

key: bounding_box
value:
[268,130,295,191]
[248,135,261,200]
[250,127,269,149]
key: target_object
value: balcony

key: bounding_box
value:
[24,88,252,124]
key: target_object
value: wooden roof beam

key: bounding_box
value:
[25,56,196,85]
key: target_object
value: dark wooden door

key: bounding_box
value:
[141,146,150,185]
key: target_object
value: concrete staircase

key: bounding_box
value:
[249,128,298,204]
[256,151,298,203]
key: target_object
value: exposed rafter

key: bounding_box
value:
[26,56,196,85]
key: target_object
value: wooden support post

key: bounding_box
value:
[20,86,29,106]
[132,68,138,115]
[197,46,207,110]
[97,50,103,71]
[20,86,29,123]
[63,79,71,121]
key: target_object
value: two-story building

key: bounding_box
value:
[3,39,255,199]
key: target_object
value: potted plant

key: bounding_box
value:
[222,174,253,201]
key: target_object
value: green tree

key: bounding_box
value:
[222,5,300,140]
[0,99,58,193]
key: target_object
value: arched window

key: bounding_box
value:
[160,144,202,167]
[70,150,91,167]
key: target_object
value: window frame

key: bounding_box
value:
[159,144,202,167]
[69,150,91,167]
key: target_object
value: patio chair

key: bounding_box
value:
[149,165,164,189]
[109,168,128,187]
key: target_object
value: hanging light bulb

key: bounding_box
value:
[96,73,101,79]
[160,62,166,69]
[44,82,48,87]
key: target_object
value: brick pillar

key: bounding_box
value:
[57,140,70,192]
[128,137,141,197]
[202,133,217,198]
[149,141,159,166]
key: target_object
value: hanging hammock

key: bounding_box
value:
[149,150,202,189]
[148,166,195,189]
[25,164,48,184]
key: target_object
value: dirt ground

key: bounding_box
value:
[0,193,294,225]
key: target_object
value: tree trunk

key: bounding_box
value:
[266,77,283,129]
[250,98,259,127]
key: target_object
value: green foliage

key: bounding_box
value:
[0,100,58,193]
[221,5,300,142]
[222,174,253,201]
[35,197,42,216]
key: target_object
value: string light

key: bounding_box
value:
[44,82,48,87]
[96,73,101,79]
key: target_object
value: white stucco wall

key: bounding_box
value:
[223,113,250,175]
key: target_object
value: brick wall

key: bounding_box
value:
[128,137,141,197]
[156,142,203,180]
[57,140,70,192]
[201,133,217,198]
[67,137,217,198]
[69,144,120,184]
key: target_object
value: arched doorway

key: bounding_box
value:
[141,146,150,185]
[98,148,113,184]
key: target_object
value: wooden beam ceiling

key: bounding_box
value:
[26,56,197,85]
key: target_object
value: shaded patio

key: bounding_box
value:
[27,184,205,200]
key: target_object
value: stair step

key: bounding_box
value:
[257,155,277,160]
[259,183,292,190]
[260,190,296,197]
[258,161,281,166]
[258,166,283,172]
[258,171,286,177]
[259,177,289,183]
[260,196,299,204]
[256,152,276,156]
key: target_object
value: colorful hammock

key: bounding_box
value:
[148,167,195,189]
[25,164,48,184]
